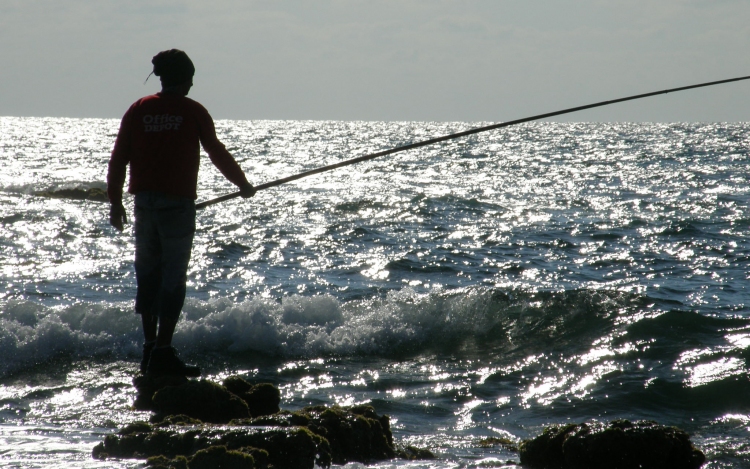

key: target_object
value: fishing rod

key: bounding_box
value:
[196,74,750,210]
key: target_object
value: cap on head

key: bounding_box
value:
[151,49,195,87]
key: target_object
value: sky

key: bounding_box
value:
[1,0,749,122]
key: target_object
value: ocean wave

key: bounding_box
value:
[0,287,655,377]
[3,182,109,201]
[0,300,142,377]
[33,187,108,202]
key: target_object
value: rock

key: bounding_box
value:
[396,445,437,460]
[312,405,396,464]
[187,445,255,469]
[134,375,278,421]
[133,374,190,411]
[145,445,264,469]
[154,415,204,427]
[477,436,518,451]
[151,380,250,424]
[119,421,155,435]
[222,377,281,417]
[92,424,330,469]
[98,375,431,468]
[518,420,706,469]
[235,404,396,465]
[146,454,188,469]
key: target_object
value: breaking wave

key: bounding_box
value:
[0,287,656,377]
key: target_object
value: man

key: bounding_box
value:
[107,49,255,376]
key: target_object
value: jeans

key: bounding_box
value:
[133,192,196,321]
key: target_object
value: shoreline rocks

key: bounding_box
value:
[132,374,281,423]
[95,374,706,468]
[93,374,433,468]
[94,422,331,469]
[236,405,396,465]
[518,419,705,469]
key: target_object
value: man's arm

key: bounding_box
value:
[197,108,255,198]
[107,110,133,231]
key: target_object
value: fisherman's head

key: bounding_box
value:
[151,49,195,94]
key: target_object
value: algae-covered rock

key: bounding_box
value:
[314,405,395,464]
[189,445,255,469]
[154,415,204,427]
[133,374,190,411]
[396,445,437,460]
[92,422,330,469]
[152,380,250,423]
[518,423,577,468]
[477,436,518,451]
[222,377,281,417]
[119,421,154,435]
[240,446,270,468]
[146,446,257,469]
[134,375,277,421]
[99,375,425,468]
[255,427,331,469]
[236,404,395,465]
[146,454,188,469]
[518,420,705,469]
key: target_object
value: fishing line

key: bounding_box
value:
[196,75,750,210]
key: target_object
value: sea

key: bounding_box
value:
[0,116,748,468]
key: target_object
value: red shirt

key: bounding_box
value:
[107,93,249,204]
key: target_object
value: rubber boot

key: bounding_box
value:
[147,346,201,377]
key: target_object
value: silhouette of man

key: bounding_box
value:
[107,49,255,376]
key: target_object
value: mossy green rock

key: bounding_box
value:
[396,445,437,460]
[93,424,330,469]
[235,404,396,465]
[133,374,190,411]
[152,380,250,424]
[134,375,278,421]
[102,375,430,468]
[146,446,257,469]
[222,377,281,417]
[188,445,255,469]
[519,420,705,469]
[146,454,188,469]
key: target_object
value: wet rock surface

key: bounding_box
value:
[98,375,707,468]
[222,377,281,417]
[518,419,705,469]
[94,374,433,468]
[133,374,190,412]
[235,404,397,465]
[145,445,263,469]
[93,422,328,469]
[152,379,251,424]
[133,375,280,422]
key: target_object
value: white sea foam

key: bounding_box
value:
[0,300,142,377]
[0,287,641,377]
[175,287,517,357]
[0,288,506,376]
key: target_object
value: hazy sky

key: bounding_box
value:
[2,0,749,122]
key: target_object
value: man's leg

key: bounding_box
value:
[154,198,194,346]
[147,196,199,376]
[142,312,158,343]
[134,193,162,373]
[139,312,158,374]
[155,314,177,347]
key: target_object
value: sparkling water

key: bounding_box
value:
[1,117,748,467]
